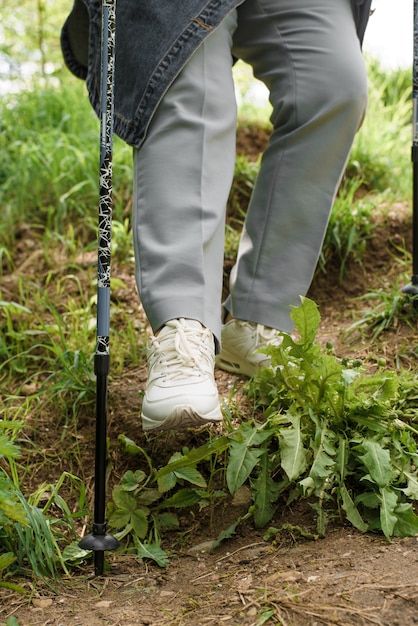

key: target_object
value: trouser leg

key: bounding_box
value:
[132,13,237,344]
[225,0,369,332]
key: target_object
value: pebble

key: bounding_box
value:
[33,599,53,609]
[95,601,112,609]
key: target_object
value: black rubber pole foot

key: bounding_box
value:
[79,532,120,576]
[401,278,418,309]
[79,533,120,552]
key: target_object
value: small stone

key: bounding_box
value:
[266,571,304,583]
[95,600,112,609]
[33,598,53,609]
[160,590,175,597]
[188,540,216,553]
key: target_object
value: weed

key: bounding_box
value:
[319,178,376,280]
[227,155,258,225]
[247,298,418,538]
[349,282,418,340]
[0,418,86,582]
[102,436,230,565]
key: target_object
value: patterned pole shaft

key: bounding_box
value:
[96,0,115,356]
[414,0,418,115]
[412,0,418,277]
[93,0,117,575]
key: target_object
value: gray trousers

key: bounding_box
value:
[133,0,368,343]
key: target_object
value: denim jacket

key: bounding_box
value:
[61,0,372,149]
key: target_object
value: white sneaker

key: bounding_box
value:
[141,318,222,432]
[216,319,283,377]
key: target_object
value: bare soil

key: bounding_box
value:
[1,126,418,626]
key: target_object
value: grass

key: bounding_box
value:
[349,57,412,200]
[0,82,133,246]
[349,281,418,341]
[0,58,416,579]
[319,178,377,281]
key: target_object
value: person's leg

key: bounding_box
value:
[133,13,237,430]
[133,12,237,346]
[224,0,368,333]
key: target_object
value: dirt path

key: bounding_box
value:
[3,525,418,625]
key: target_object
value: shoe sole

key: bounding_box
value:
[142,404,223,432]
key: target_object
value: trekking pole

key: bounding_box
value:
[402,0,418,303]
[78,0,119,576]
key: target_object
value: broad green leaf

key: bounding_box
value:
[252,452,281,528]
[157,452,183,492]
[112,489,137,513]
[265,332,301,368]
[155,512,179,531]
[0,485,28,524]
[308,451,335,491]
[279,415,307,481]
[309,419,336,486]
[162,488,202,509]
[341,368,360,387]
[131,508,148,538]
[62,542,90,563]
[379,487,398,539]
[230,422,273,448]
[157,471,177,493]
[121,469,146,491]
[226,423,272,494]
[157,452,207,493]
[339,482,368,532]
[0,436,20,459]
[371,373,398,403]
[155,436,230,478]
[135,540,169,567]
[137,488,162,506]
[336,438,348,481]
[227,440,263,495]
[0,552,16,574]
[174,466,207,488]
[392,503,418,537]
[164,451,183,468]
[290,297,320,346]
[351,372,398,408]
[359,440,397,487]
[401,469,418,499]
[356,491,380,510]
[108,509,131,528]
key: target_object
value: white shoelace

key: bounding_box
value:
[255,323,282,348]
[148,320,213,382]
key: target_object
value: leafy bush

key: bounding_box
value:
[247,298,418,538]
